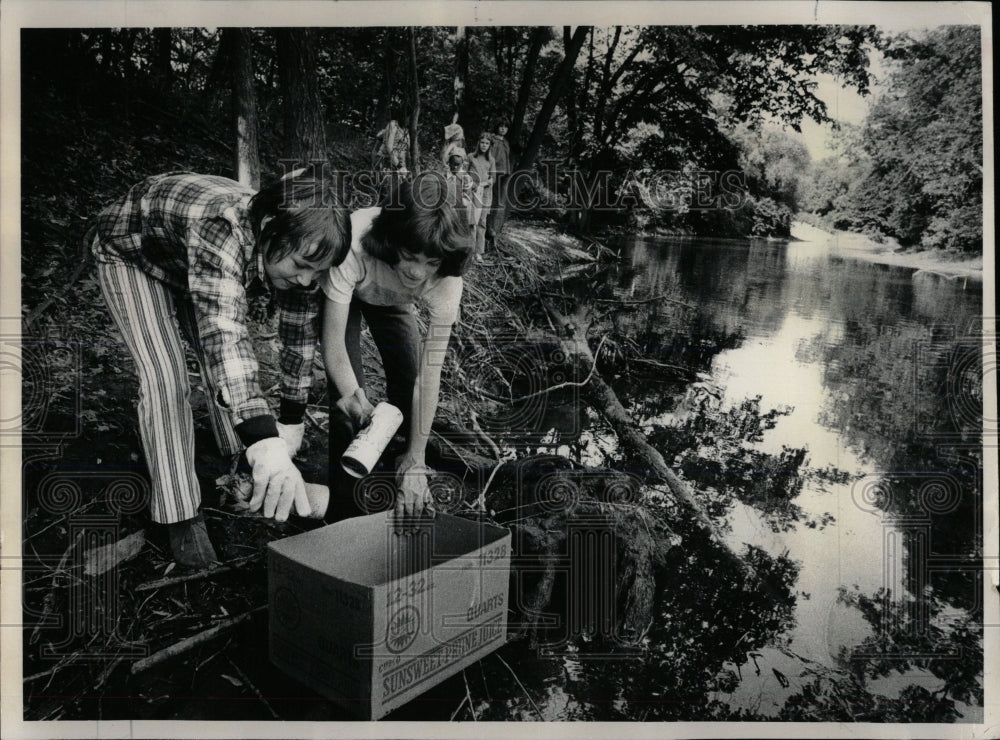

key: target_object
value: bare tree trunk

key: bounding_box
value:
[563,27,579,159]
[230,29,261,189]
[508,26,549,157]
[153,28,173,90]
[515,26,590,172]
[453,26,469,122]
[120,29,137,89]
[570,27,595,161]
[276,28,327,166]
[378,28,396,125]
[408,27,422,171]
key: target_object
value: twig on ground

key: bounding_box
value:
[24,498,103,545]
[496,653,544,720]
[479,659,492,701]
[468,411,501,460]
[304,408,326,432]
[30,531,84,645]
[130,605,265,675]
[478,452,517,512]
[94,656,124,691]
[134,554,260,592]
[506,333,608,403]
[449,693,469,721]
[228,657,281,719]
[40,705,65,721]
[24,660,68,685]
[192,646,226,685]
[463,668,478,721]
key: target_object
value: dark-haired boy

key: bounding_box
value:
[93,170,350,567]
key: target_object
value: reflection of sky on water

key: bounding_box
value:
[684,231,981,715]
[711,310,896,712]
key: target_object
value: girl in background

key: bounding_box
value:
[466,133,495,261]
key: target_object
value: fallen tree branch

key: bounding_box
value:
[135,554,260,592]
[507,333,609,403]
[130,606,265,675]
[535,303,730,548]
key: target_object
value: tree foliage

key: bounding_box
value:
[21,24,884,238]
[803,26,982,253]
[552,25,880,234]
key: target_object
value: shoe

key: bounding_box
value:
[168,514,220,569]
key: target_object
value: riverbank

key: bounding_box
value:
[790,221,984,281]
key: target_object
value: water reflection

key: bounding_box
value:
[620,231,983,718]
[472,231,983,721]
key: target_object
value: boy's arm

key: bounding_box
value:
[186,219,309,520]
[185,218,275,444]
[274,285,321,425]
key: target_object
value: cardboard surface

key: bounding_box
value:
[268,513,511,719]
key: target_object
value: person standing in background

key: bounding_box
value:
[485,120,511,247]
[445,147,476,231]
[376,118,410,176]
[466,133,495,261]
[441,121,466,168]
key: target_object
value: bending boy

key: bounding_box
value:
[92,170,350,567]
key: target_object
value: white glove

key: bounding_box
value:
[246,437,311,521]
[276,421,305,457]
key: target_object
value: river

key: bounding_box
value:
[408,228,985,722]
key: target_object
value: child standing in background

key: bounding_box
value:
[466,133,495,261]
[441,121,466,167]
[485,120,512,245]
[445,147,476,229]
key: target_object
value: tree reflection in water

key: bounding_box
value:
[451,236,983,722]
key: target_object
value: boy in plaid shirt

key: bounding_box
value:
[93,170,350,567]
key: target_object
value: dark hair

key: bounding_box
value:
[363,173,472,277]
[248,168,351,267]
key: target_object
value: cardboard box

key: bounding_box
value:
[267,513,511,719]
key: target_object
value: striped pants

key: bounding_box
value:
[95,248,242,524]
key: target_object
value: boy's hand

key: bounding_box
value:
[246,437,311,521]
[336,388,375,429]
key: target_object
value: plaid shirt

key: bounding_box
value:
[94,172,319,428]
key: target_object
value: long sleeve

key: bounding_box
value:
[185,216,276,441]
[275,284,321,423]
